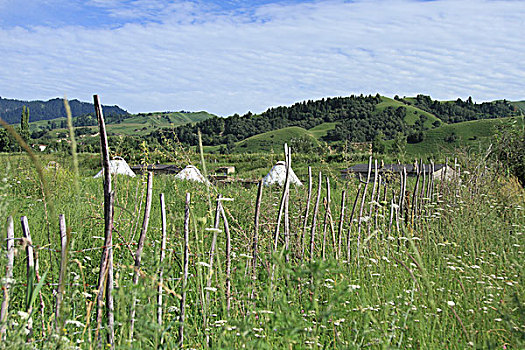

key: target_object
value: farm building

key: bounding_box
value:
[341,163,457,181]
[216,166,235,175]
[263,161,302,186]
[130,164,181,175]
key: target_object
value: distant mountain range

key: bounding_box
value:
[0,97,129,124]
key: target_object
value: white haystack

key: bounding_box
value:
[94,157,136,178]
[263,161,302,187]
[175,165,209,183]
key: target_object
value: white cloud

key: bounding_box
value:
[0,0,523,116]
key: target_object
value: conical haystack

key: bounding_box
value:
[262,161,302,187]
[94,157,136,178]
[175,165,209,184]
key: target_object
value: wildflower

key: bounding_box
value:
[197,262,211,268]
[348,285,361,290]
[66,320,85,328]
[259,310,274,314]
[17,311,29,320]
[447,301,455,307]
[204,287,217,292]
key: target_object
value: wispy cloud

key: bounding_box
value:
[0,0,523,116]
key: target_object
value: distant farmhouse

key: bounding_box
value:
[341,163,456,181]
[130,164,181,175]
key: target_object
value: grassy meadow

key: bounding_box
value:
[0,148,523,349]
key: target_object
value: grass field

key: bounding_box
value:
[29,111,215,137]
[401,116,524,157]
[0,146,523,349]
[307,122,337,139]
[376,97,442,129]
[233,126,320,153]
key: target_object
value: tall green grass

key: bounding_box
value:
[0,150,523,349]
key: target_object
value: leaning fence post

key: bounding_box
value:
[0,216,14,340]
[346,183,362,261]
[21,216,35,342]
[251,180,263,298]
[130,171,154,341]
[309,171,322,262]
[220,203,232,315]
[179,193,191,348]
[157,193,167,326]
[356,157,372,263]
[93,94,115,348]
[300,167,312,263]
[337,190,346,259]
[55,214,68,333]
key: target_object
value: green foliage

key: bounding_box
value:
[391,132,407,158]
[0,127,9,151]
[493,116,525,185]
[19,106,30,143]
[0,96,128,124]
[372,131,386,154]
[406,95,517,123]
[232,126,320,154]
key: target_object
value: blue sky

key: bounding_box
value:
[0,0,524,116]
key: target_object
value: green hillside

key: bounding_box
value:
[510,101,525,113]
[308,122,337,139]
[233,126,319,153]
[376,96,442,128]
[124,111,213,125]
[30,111,215,137]
[402,116,523,156]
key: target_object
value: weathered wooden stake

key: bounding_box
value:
[94,94,115,348]
[179,193,191,348]
[130,171,154,341]
[21,216,34,342]
[55,214,68,333]
[300,167,312,263]
[157,193,167,326]
[337,190,346,259]
[252,180,263,291]
[0,216,14,340]
[321,197,328,261]
[309,171,322,262]
[356,157,372,262]
[205,194,222,307]
[220,204,232,315]
[346,184,362,261]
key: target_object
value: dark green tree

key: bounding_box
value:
[0,128,9,152]
[391,132,407,157]
[372,132,386,154]
[20,105,30,143]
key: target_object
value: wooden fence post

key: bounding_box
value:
[179,193,191,348]
[21,216,35,342]
[157,193,167,326]
[130,171,153,341]
[93,94,115,348]
[55,214,68,333]
[300,167,312,263]
[0,216,14,340]
[309,171,322,262]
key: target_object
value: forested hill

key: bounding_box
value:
[149,94,517,146]
[402,95,517,123]
[0,97,129,124]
